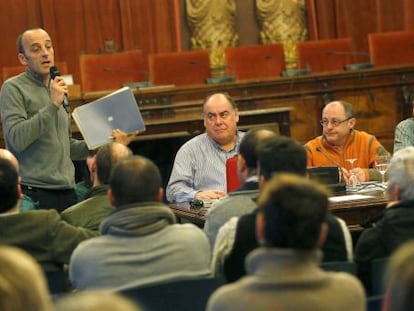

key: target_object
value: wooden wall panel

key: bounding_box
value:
[0,0,42,68]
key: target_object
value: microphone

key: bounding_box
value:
[315,146,345,182]
[49,66,70,113]
[324,50,374,71]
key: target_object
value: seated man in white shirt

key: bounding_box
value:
[166,93,245,203]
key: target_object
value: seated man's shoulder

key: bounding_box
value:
[207,193,258,217]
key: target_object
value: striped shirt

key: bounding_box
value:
[166,132,245,203]
[394,118,414,153]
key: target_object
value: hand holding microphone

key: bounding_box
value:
[49,66,70,113]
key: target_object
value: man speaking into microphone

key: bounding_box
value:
[0,28,134,212]
[305,100,390,183]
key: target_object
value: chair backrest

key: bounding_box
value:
[296,38,354,73]
[119,276,225,311]
[79,50,146,93]
[370,257,389,296]
[320,261,357,275]
[148,50,211,86]
[366,295,383,311]
[226,155,241,193]
[225,44,286,80]
[2,61,68,82]
[368,31,414,67]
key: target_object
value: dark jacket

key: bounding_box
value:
[355,199,414,262]
[224,209,349,282]
[0,209,97,271]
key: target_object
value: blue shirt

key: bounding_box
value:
[166,132,245,203]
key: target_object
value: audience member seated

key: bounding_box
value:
[0,158,97,272]
[206,174,365,311]
[69,155,211,291]
[61,142,132,231]
[0,148,37,211]
[394,99,414,153]
[211,136,353,282]
[55,291,141,311]
[0,245,52,311]
[382,240,414,311]
[355,147,414,262]
[203,127,277,248]
[305,100,390,183]
[166,93,245,203]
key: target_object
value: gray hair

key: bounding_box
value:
[388,147,414,200]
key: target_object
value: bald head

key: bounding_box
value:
[0,149,19,171]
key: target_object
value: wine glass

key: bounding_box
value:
[346,158,358,192]
[375,155,390,187]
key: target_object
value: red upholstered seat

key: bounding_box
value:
[79,50,146,93]
[296,38,354,73]
[368,31,414,67]
[2,61,68,82]
[226,155,241,193]
[148,50,211,86]
[225,44,286,80]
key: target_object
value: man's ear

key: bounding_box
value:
[17,176,23,200]
[316,222,328,248]
[157,188,164,202]
[237,154,247,173]
[107,189,116,207]
[349,117,356,129]
[18,53,28,66]
[256,212,265,245]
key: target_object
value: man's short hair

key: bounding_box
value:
[257,135,307,180]
[257,173,329,249]
[95,143,132,184]
[202,92,237,111]
[325,100,354,119]
[388,146,414,201]
[109,155,161,206]
[238,128,277,169]
[0,158,19,213]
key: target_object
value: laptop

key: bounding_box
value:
[72,86,146,149]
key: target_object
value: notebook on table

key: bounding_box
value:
[72,86,146,149]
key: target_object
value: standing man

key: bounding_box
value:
[305,100,389,183]
[166,93,245,203]
[0,28,133,211]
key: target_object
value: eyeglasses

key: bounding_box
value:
[320,117,352,127]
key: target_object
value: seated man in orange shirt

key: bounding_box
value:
[305,100,390,183]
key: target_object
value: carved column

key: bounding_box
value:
[256,0,308,69]
[186,0,239,76]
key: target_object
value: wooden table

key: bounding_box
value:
[169,189,388,229]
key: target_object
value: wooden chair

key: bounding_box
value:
[226,155,241,193]
[148,50,211,86]
[79,50,147,93]
[2,61,68,82]
[296,38,354,73]
[368,31,414,67]
[119,276,225,311]
[225,44,286,80]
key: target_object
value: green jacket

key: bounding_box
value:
[61,185,113,231]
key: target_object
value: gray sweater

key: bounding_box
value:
[0,69,88,189]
